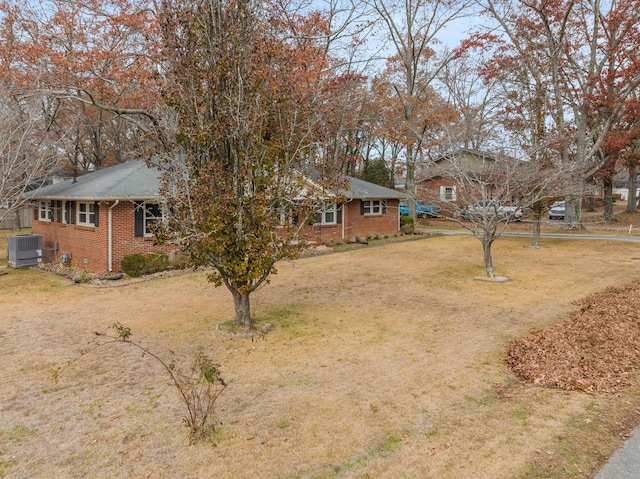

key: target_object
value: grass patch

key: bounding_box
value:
[0,459,18,476]
[3,424,37,443]
[382,432,403,453]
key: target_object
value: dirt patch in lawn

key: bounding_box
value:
[2,226,640,478]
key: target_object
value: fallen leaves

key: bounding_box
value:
[506,281,640,393]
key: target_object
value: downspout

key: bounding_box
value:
[108,200,119,272]
[342,198,353,241]
[342,202,345,241]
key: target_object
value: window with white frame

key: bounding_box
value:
[38,201,53,221]
[144,203,163,236]
[362,199,383,215]
[77,202,96,226]
[439,185,457,201]
[315,202,337,225]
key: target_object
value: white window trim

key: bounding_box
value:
[439,185,457,201]
[315,202,337,225]
[39,201,53,222]
[143,202,163,237]
[62,201,68,224]
[77,201,96,226]
[363,199,383,215]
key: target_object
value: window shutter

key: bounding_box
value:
[67,202,75,224]
[94,202,100,227]
[451,186,457,201]
[439,185,445,200]
[33,203,38,221]
[134,201,144,237]
[337,204,342,224]
[360,200,365,215]
[382,199,387,214]
[56,201,62,222]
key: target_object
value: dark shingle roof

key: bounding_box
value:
[25,160,162,201]
[25,160,407,202]
[342,176,407,200]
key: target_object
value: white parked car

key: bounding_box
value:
[549,201,565,220]
[461,201,524,221]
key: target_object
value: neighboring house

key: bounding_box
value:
[25,160,407,274]
[416,149,499,208]
[612,174,640,202]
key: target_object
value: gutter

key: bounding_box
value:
[108,200,119,272]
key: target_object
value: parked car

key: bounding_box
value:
[460,201,524,221]
[399,200,441,218]
[548,201,565,220]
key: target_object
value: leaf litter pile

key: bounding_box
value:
[507,281,640,393]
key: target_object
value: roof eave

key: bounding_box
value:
[26,195,163,202]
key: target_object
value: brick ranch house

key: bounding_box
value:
[26,160,407,274]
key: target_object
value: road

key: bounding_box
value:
[422,228,640,243]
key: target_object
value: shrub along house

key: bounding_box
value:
[26,160,407,274]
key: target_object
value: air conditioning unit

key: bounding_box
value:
[7,234,43,268]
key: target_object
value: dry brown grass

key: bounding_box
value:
[2,211,640,478]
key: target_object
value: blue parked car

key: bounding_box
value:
[399,200,441,218]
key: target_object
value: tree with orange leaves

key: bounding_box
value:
[477,0,640,229]
[0,0,161,172]
[366,0,471,219]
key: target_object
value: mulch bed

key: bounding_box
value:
[506,281,640,393]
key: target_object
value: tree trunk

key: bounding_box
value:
[603,178,615,222]
[482,237,495,278]
[231,289,252,328]
[563,196,584,230]
[531,212,541,247]
[530,201,545,247]
[627,163,638,213]
[405,144,417,220]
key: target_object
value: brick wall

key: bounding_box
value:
[418,177,454,210]
[32,198,403,272]
[32,200,176,275]
[301,198,402,244]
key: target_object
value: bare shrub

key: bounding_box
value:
[58,322,227,444]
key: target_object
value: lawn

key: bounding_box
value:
[1,223,640,478]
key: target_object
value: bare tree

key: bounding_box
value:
[436,51,503,152]
[423,151,562,277]
[0,87,61,227]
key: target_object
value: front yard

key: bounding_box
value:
[1,227,640,478]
